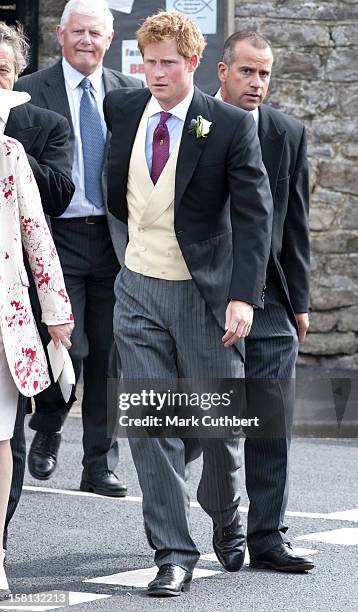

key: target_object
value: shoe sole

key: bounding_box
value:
[79,482,127,498]
[250,560,314,572]
[147,581,191,596]
[28,467,56,481]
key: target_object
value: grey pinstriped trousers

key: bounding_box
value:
[113,267,244,571]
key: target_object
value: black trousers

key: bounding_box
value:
[244,283,299,556]
[29,217,120,470]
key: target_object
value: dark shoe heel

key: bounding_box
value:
[79,480,92,492]
[249,560,268,569]
[182,578,192,593]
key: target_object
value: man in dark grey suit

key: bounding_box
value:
[0,20,74,551]
[104,10,273,596]
[16,0,142,496]
[218,31,313,572]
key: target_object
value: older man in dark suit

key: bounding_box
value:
[104,10,273,597]
[217,30,313,572]
[16,0,143,496]
[0,21,74,551]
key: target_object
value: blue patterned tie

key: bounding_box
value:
[79,77,105,208]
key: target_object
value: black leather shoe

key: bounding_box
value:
[80,470,127,497]
[213,512,246,572]
[250,543,315,572]
[28,431,61,480]
[147,564,192,597]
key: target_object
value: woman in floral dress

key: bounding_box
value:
[0,90,73,600]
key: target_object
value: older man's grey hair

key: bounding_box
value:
[60,0,114,33]
[0,21,29,76]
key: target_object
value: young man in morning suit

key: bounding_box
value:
[104,11,273,596]
[16,0,142,496]
[217,31,313,572]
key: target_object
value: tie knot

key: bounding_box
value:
[80,77,91,91]
[159,111,171,126]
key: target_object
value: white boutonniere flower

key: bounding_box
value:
[189,115,212,139]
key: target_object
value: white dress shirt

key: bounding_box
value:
[145,86,194,174]
[61,57,107,217]
[215,88,259,126]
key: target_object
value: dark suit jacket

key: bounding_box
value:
[5,102,74,216]
[104,86,273,354]
[258,104,310,315]
[15,60,143,261]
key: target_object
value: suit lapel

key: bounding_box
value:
[175,87,212,213]
[112,89,151,202]
[5,105,41,150]
[41,61,73,130]
[103,67,121,93]
[258,104,286,196]
[103,68,132,152]
[119,89,151,161]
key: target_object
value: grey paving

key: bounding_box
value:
[3,416,358,612]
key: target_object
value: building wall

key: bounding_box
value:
[235,1,358,368]
[37,0,358,368]
[38,0,66,67]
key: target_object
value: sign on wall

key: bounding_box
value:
[106,0,226,93]
[165,1,217,34]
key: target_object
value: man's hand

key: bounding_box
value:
[222,300,253,347]
[48,322,74,349]
[294,313,309,342]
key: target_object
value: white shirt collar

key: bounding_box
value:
[215,88,259,125]
[62,57,103,91]
[147,86,194,122]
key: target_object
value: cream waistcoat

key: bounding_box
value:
[125,106,191,280]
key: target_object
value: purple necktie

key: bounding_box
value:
[151,111,171,184]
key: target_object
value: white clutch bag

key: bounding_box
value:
[47,340,76,402]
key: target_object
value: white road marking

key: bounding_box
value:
[284,546,319,555]
[85,566,221,587]
[23,486,358,523]
[326,509,358,522]
[23,486,142,503]
[200,551,250,565]
[0,591,110,611]
[295,527,358,545]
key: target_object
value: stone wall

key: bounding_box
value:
[235,0,358,369]
[37,0,66,67]
[37,0,358,368]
